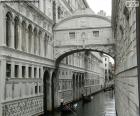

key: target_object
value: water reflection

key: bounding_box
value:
[47,91,116,116]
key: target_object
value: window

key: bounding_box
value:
[34,67,37,78]
[39,86,41,93]
[69,32,75,39]
[39,68,41,78]
[14,17,19,49]
[28,67,32,78]
[22,66,26,78]
[6,12,12,47]
[35,85,38,94]
[58,6,61,19]
[93,31,99,37]
[6,63,11,78]
[105,64,107,67]
[15,65,19,77]
[105,58,107,61]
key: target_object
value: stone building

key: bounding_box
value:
[112,0,139,116]
[0,0,107,115]
[102,54,114,82]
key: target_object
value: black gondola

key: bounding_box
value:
[58,103,77,113]
[82,95,91,102]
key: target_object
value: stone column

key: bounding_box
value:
[25,64,28,79]
[18,22,22,51]
[19,63,22,79]
[0,60,6,116]
[32,65,34,79]
[26,26,28,53]
[41,32,45,57]
[31,30,34,54]
[11,62,15,78]
[37,67,39,79]
[0,6,6,46]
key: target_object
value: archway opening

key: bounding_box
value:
[43,70,50,115]
[51,49,115,109]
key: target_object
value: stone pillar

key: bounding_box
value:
[25,64,28,79]
[25,26,28,52]
[19,63,22,79]
[41,32,45,57]
[32,65,34,79]
[11,62,15,78]
[18,22,22,50]
[31,31,34,54]
[0,6,6,46]
[0,60,6,116]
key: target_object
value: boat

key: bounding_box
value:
[82,95,92,102]
[58,103,77,113]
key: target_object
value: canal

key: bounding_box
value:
[47,91,116,116]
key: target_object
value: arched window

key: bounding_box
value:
[6,12,12,47]
[21,21,26,51]
[44,33,47,57]
[34,28,37,54]
[28,25,32,53]
[58,6,61,19]
[53,1,56,22]
[14,16,19,49]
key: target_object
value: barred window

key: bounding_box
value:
[6,63,11,78]
[28,67,32,78]
[69,32,75,39]
[34,67,37,78]
[93,31,99,37]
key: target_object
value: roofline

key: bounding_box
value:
[54,14,111,28]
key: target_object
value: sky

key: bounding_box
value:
[86,0,112,16]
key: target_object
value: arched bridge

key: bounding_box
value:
[53,8,115,60]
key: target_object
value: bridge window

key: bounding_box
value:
[6,63,11,78]
[69,32,75,39]
[93,31,99,37]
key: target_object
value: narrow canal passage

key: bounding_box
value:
[47,91,116,116]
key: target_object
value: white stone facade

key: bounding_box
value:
[112,0,139,116]
[0,0,110,115]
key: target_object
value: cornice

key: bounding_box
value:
[54,14,111,28]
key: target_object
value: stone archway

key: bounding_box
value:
[43,70,50,115]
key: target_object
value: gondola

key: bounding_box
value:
[58,103,77,113]
[82,95,92,102]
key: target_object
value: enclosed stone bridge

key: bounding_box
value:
[54,8,115,64]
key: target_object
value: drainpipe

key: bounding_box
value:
[136,1,140,115]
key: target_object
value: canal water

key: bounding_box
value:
[47,91,116,116]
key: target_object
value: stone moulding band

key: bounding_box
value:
[1,0,39,3]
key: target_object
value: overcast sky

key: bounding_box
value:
[86,0,112,16]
